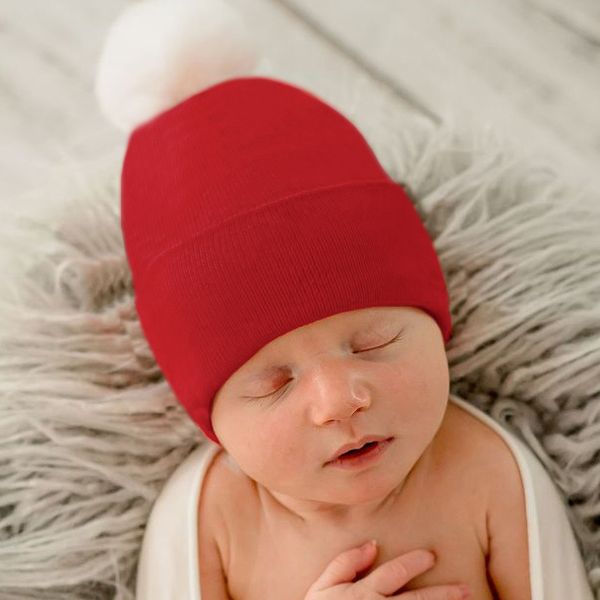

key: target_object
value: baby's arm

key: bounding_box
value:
[485,446,531,599]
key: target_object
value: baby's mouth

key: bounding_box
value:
[325,436,394,466]
[340,441,378,457]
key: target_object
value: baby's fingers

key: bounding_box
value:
[306,539,377,593]
[357,549,436,596]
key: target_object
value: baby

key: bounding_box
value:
[197,305,531,600]
[116,69,530,599]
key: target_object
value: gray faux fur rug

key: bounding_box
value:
[0,119,599,600]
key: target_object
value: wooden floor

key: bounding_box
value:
[1,0,599,220]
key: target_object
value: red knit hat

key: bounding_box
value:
[97,2,452,445]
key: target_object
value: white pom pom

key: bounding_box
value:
[94,0,268,134]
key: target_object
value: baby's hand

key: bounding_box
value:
[304,540,470,599]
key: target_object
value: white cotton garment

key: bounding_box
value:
[134,394,595,600]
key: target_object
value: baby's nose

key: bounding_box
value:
[307,365,371,424]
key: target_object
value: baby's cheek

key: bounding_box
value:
[406,345,448,393]
[424,351,450,400]
[385,359,424,400]
[261,419,308,469]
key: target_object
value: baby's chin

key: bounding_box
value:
[273,466,415,506]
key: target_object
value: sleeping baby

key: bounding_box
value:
[116,71,534,600]
[99,3,562,597]
[93,1,597,598]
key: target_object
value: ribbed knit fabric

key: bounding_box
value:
[121,76,452,444]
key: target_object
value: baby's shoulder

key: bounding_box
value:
[437,400,526,504]
[197,448,258,569]
[443,401,531,595]
[440,400,521,472]
[437,400,528,553]
[202,448,257,502]
[198,447,260,598]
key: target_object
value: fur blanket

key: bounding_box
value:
[0,118,598,599]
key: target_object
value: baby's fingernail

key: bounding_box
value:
[458,584,471,598]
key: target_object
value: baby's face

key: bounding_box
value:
[211,306,449,507]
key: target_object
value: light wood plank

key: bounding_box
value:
[0,0,127,206]
[284,0,600,190]
[522,0,600,43]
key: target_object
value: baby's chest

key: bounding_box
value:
[225,494,495,600]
